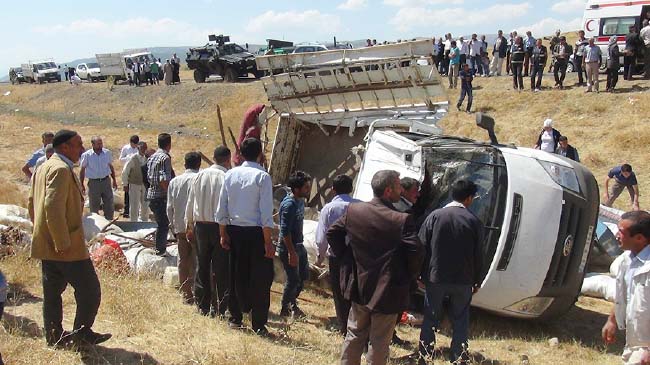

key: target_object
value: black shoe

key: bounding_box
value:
[74,330,112,346]
[456,104,461,111]
[155,250,170,257]
[46,330,74,348]
[228,320,244,329]
[391,332,411,347]
[292,306,307,319]
[254,326,271,337]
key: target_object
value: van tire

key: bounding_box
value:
[193,69,206,83]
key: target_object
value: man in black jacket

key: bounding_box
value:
[530,39,548,91]
[624,25,640,80]
[327,170,424,365]
[555,136,580,162]
[418,180,484,365]
[490,30,508,76]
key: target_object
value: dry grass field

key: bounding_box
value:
[0,66,648,364]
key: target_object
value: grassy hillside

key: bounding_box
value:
[0,67,648,365]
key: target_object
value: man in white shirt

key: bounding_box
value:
[602,210,650,365]
[468,34,483,75]
[167,152,201,304]
[79,137,117,220]
[458,36,469,66]
[641,19,650,79]
[119,135,140,219]
[121,142,150,222]
[185,146,232,317]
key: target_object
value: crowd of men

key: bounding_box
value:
[126,53,181,86]
[433,23,650,97]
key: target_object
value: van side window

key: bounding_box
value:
[602,17,636,35]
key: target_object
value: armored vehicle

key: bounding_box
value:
[186,34,261,83]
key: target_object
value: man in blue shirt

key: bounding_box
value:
[216,138,275,336]
[605,164,640,210]
[456,63,474,114]
[278,171,312,318]
[448,41,461,89]
[315,174,360,334]
[21,132,54,179]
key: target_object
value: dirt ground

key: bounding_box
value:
[0,68,648,364]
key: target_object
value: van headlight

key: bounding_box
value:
[538,161,580,193]
[504,296,555,316]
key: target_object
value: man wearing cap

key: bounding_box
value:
[79,137,118,220]
[22,132,54,179]
[29,130,111,348]
[534,119,562,153]
[552,36,572,89]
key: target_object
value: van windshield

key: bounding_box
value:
[414,142,508,281]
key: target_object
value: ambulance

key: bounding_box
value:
[582,0,650,71]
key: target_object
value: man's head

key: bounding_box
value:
[44,144,54,159]
[617,211,650,254]
[371,170,401,203]
[629,25,637,33]
[42,132,54,146]
[558,136,569,149]
[400,177,420,204]
[213,145,232,169]
[129,135,140,147]
[53,130,84,163]
[472,33,477,40]
[184,152,202,170]
[543,118,554,131]
[556,29,561,36]
[588,37,595,46]
[451,40,457,47]
[643,19,649,28]
[137,141,147,154]
[90,136,103,152]
[451,180,478,207]
[498,30,503,37]
[459,36,464,42]
[536,39,543,47]
[241,138,262,162]
[145,148,156,158]
[287,170,312,199]
[332,174,354,195]
[463,63,470,71]
[578,30,585,38]
[526,31,532,37]
[560,36,567,44]
[480,34,486,41]
[621,164,633,178]
[158,133,172,151]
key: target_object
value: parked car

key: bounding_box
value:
[76,62,103,82]
[292,43,328,54]
[9,67,25,84]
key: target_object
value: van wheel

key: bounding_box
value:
[223,67,238,83]
[193,69,206,83]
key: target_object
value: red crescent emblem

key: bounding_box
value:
[585,19,595,32]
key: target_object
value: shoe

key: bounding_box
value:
[292,306,307,319]
[534,88,540,92]
[466,110,472,114]
[254,326,271,337]
[46,330,74,348]
[155,250,170,257]
[228,320,244,329]
[74,330,112,346]
[391,332,410,346]
[456,104,461,112]
[279,307,292,317]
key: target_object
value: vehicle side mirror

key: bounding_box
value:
[476,113,499,145]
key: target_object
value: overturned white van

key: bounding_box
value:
[256,40,599,319]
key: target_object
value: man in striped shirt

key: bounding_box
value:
[147,133,175,256]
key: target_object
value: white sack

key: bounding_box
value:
[83,213,123,242]
[581,273,616,302]
[0,204,33,231]
[123,246,177,277]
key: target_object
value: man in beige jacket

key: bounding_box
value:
[29,129,111,348]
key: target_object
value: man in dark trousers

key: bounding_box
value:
[314,175,360,335]
[418,180,484,365]
[456,63,474,113]
[327,170,424,365]
[553,36,573,89]
[574,30,589,86]
[216,138,275,336]
[624,25,641,80]
[29,130,111,347]
[530,39,548,92]
[278,171,312,318]
[185,146,231,317]
[147,133,175,256]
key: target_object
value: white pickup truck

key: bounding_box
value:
[21,60,61,84]
[257,39,599,319]
[76,62,103,82]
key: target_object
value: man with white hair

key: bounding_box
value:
[79,136,118,220]
[584,37,603,92]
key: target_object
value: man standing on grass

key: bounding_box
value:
[216,138,274,336]
[523,31,535,77]
[315,175,360,335]
[79,137,118,220]
[185,146,231,317]
[604,164,640,211]
[530,39,548,92]
[29,130,111,348]
[584,37,602,93]
[22,132,54,179]
[278,171,312,318]
[327,170,423,365]
[574,30,589,86]
[167,152,201,304]
[602,211,650,365]
[122,142,150,222]
[490,30,508,76]
[641,19,650,79]
[147,133,175,256]
[553,36,572,89]
[119,135,140,219]
[418,180,484,365]
[456,63,474,114]
[448,41,461,89]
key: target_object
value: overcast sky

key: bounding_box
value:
[1,0,586,73]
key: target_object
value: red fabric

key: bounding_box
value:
[233,104,265,166]
[91,238,128,273]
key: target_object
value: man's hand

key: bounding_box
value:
[123,185,129,193]
[220,234,230,250]
[288,250,298,267]
[186,227,194,242]
[602,318,617,344]
[264,243,275,259]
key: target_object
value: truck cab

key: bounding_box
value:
[257,39,599,319]
[21,61,61,84]
[76,62,103,82]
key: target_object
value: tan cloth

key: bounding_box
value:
[29,154,89,261]
[163,63,173,85]
[341,302,398,365]
[585,62,600,91]
[177,233,197,303]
